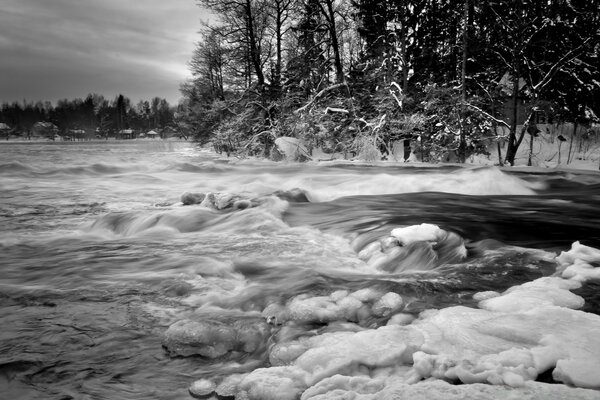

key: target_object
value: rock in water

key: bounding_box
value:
[162,319,236,358]
[162,318,270,358]
[189,379,216,399]
[274,137,311,161]
[181,192,206,205]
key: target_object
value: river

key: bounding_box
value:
[1,141,600,400]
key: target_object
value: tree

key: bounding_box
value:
[200,0,270,88]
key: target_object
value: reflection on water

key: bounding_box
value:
[1,141,599,399]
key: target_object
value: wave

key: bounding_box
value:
[41,163,133,176]
[170,161,229,173]
[0,161,34,174]
[298,167,543,201]
[85,197,290,238]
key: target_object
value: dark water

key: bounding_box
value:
[1,141,599,399]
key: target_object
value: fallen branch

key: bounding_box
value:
[294,83,346,114]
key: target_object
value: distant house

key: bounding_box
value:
[32,121,59,139]
[118,129,134,139]
[146,130,159,139]
[69,129,86,140]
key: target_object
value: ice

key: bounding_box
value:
[240,325,422,399]
[302,379,600,400]
[411,305,600,388]
[557,241,600,267]
[557,241,600,282]
[187,243,600,399]
[263,289,404,325]
[478,277,584,312]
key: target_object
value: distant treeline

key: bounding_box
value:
[178,0,599,164]
[0,94,177,139]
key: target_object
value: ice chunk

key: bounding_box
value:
[562,260,600,281]
[479,277,584,312]
[241,325,423,399]
[557,241,600,267]
[556,242,600,282]
[237,366,309,400]
[411,305,600,389]
[372,292,403,317]
[273,289,403,325]
[386,313,415,326]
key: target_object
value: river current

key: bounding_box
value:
[1,141,600,400]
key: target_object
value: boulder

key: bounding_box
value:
[181,192,206,205]
[274,137,311,161]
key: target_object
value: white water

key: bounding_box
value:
[1,141,600,400]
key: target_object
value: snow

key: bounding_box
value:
[391,223,444,245]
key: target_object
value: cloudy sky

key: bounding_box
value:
[0,0,210,105]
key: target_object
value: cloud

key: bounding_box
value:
[0,0,210,104]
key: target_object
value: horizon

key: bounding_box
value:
[0,0,210,105]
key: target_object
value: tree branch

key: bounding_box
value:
[466,103,510,129]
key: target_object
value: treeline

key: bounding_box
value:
[179,0,600,164]
[0,94,176,140]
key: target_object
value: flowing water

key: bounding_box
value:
[1,141,600,400]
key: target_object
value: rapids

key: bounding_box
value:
[1,141,599,399]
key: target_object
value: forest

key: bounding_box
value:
[0,94,176,140]
[178,0,600,165]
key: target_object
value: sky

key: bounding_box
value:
[0,0,210,105]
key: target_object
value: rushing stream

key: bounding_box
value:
[1,141,600,400]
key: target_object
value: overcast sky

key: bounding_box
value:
[0,0,209,105]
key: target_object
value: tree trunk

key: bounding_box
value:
[567,121,576,164]
[245,0,264,87]
[505,69,520,165]
[320,0,344,83]
[274,8,282,89]
[528,132,534,166]
[458,0,469,163]
[329,2,344,83]
[558,141,562,164]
